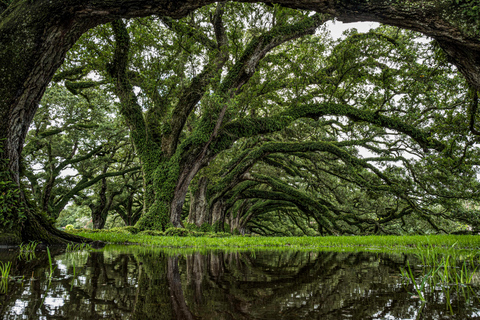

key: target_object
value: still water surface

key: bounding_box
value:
[0,246,479,319]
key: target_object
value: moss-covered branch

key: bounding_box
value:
[159,16,217,50]
[218,13,328,95]
[110,19,160,162]
[219,102,444,153]
[161,4,229,156]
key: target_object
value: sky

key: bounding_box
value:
[325,20,380,39]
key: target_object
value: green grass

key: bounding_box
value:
[46,247,56,282]
[66,243,92,252]
[70,230,480,253]
[17,241,38,261]
[0,261,11,294]
[399,243,480,313]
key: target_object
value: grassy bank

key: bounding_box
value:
[70,229,480,253]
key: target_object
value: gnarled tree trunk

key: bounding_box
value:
[188,177,210,227]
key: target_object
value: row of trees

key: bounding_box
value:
[1,0,480,243]
[16,3,480,238]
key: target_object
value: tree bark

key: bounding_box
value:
[211,198,227,232]
[0,0,219,184]
[188,177,210,227]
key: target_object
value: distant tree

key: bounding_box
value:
[22,83,140,227]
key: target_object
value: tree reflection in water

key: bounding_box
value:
[0,248,479,319]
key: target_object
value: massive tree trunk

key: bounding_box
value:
[211,198,227,232]
[1,0,479,242]
[169,153,216,229]
[188,177,210,227]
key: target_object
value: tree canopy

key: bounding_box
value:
[1,0,480,243]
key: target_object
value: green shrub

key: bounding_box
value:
[205,232,231,238]
[200,223,214,233]
[110,226,140,234]
[165,227,191,237]
[164,227,205,237]
[212,222,231,233]
[184,222,200,231]
[138,230,165,236]
[184,222,215,233]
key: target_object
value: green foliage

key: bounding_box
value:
[18,4,480,237]
[202,23,480,237]
[200,223,214,233]
[183,222,199,231]
[164,227,200,237]
[56,205,91,229]
[23,82,141,230]
[46,247,56,281]
[454,0,480,23]
[138,230,165,236]
[400,243,480,311]
[0,177,23,230]
[59,4,327,232]
[17,241,39,261]
[110,226,140,234]
[70,232,480,253]
[204,232,232,238]
[65,242,92,252]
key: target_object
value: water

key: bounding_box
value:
[0,246,479,319]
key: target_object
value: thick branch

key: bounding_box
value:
[221,102,444,152]
[110,19,159,160]
[161,4,229,156]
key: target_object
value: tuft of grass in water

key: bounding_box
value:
[66,243,92,252]
[69,259,77,290]
[17,241,39,261]
[411,242,479,287]
[0,261,12,294]
[399,243,480,313]
[401,260,440,302]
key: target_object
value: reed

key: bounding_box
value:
[399,243,480,313]
[66,243,92,252]
[46,247,56,282]
[17,241,39,261]
[0,261,12,294]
